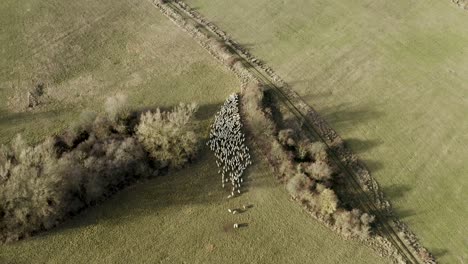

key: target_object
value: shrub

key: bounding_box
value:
[0,136,63,241]
[75,136,153,202]
[333,209,374,239]
[209,39,234,62]
[315,183,327,193]
[242,82,264,112]
[304,161,332,181]
[295,140,308,160]
[278,129,295,147]
[308,141,328,161]
[270,140,294,168]
[136,103,199,168]
[318,188,338,215]
[294,139,328,162]
[277,158,295,181]
[286,172,312,198]
[90,115,114,139]
[104,93,129,121]
[299,190,320,212]
[242,83,276,136]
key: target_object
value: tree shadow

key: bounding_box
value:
[36,145,222,235]
[384,184,412,202]
[319,102,384,132]
[381,184,418,221]
[188,5,200,12]
[430,248,449,260]
[236,42,258,51]
[343,138,382,155]
[194,103,223,122]
[334,172,417,221]
[0,109,61,127]
[40,142,264,236]
[358,159,384,173]
[391,208,417,220]
[288,89,333,102]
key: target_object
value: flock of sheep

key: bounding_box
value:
[207,93,252,198]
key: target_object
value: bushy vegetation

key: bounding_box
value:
[104,93,130,121]
[160,0,376,243]
[0,96,200,242]
[278,130,373,239]
[241,83,276,137]
[136,103,199,168]
[241,82,374,239]
[302,161,332,181]
[278,128,295,147]
[333,209,374,239]
[286,172,312,198]
[452,0,468,9]
[318,188,338,215]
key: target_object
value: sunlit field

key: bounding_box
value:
[185,0,468,262]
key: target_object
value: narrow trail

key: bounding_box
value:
[153,1,428,263]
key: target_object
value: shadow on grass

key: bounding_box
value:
[430,248,449,260]
[35,147,221,237]
[384,184,412,202]
[28,100,267,240]
[358,159,384,173]
[343,138,382,155]
[0,109,61,127]
[41,145,266,236]
[319,103,384,132]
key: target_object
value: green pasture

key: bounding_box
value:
[185,0,468,262]
[0,0,237,144]
[0,0,388,263]
[0,147,389,264]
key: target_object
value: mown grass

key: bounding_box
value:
[184,0,468,262]
[0,0,388,263]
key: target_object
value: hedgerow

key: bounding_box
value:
[241,82,374,239]
[0,95,200,242]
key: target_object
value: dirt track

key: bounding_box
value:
[153,1,436,263]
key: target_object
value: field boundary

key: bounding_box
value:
[152,1,435,263]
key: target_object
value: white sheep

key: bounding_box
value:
[208,93,252,191]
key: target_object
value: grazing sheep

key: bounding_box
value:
[233,223,239,229]
[207,93,252,195]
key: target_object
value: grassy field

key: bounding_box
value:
[184,0,468,262]
[0,0,238,144]
[0,0,390,263]
[0,147,390,264]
